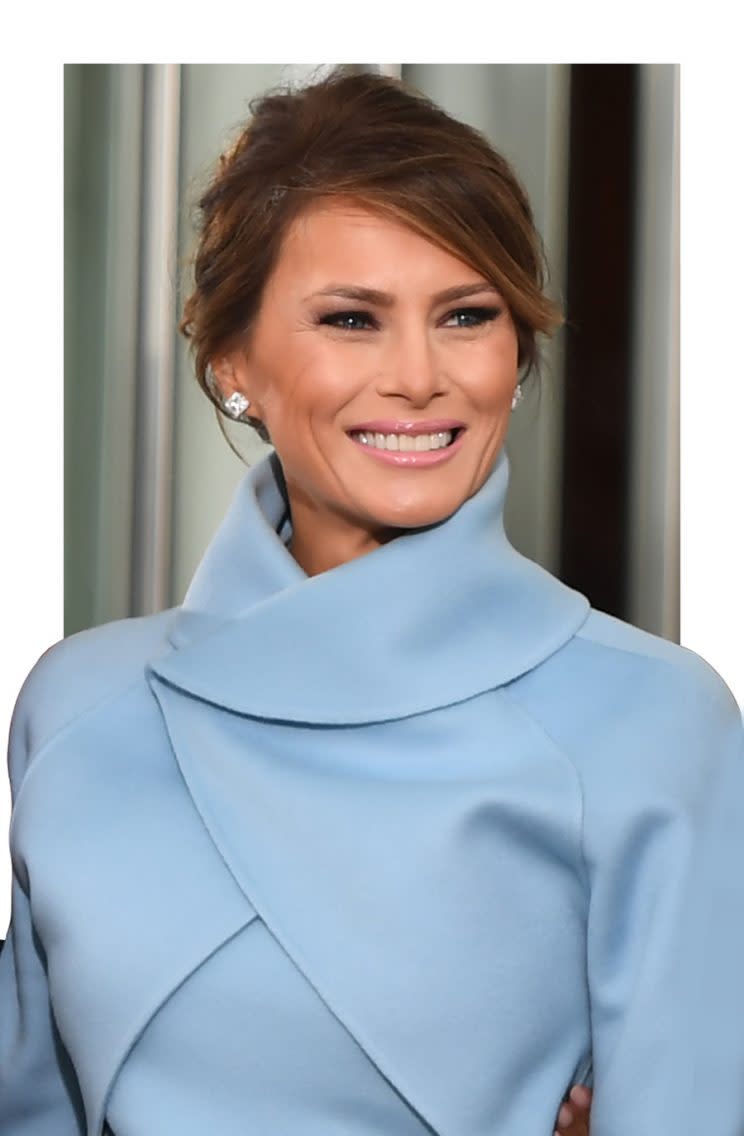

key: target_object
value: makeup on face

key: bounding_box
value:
[225,201,520,573]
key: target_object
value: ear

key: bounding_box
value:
[211,351,266,424]
[209,356,238,401]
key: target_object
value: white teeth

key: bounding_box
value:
[350,430,455,452]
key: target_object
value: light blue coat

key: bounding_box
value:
[2,447,743,1135]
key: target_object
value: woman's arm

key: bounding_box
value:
[0,678,85,1134]
[0,879,86,1132]
[583,660,744,1133]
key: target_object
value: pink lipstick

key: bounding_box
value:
[346,423,467,467]
[346,418,465,434]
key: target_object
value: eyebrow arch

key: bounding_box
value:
[305,282,502,306]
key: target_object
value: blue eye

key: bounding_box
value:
[317,306,502,332]
[445,306,502,328]
[319,310,378,331]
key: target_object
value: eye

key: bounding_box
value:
[318,310,379,332]
[443,306,503,328]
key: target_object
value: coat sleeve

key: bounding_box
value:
[583,659,744,1135]
[0,667,86,1134]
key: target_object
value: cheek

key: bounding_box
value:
[464,343,519,410]
[261,371,342,451]
[280,361,363,428]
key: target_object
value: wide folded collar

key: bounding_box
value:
[149,447,590,723]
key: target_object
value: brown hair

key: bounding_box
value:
[180,65,563,445]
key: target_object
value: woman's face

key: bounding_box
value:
[220,198,520,572]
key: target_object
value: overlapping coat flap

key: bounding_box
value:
[17,681,260,1136]
[146,669,588,1135]
[134,448,591,1131]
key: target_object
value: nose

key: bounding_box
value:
[375,322,447,407]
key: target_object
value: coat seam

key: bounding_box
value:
[9,672,152,843]
[574,628,739,716]
[498,685,590,897]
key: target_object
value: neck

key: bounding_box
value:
[285,506,402,577]
[284,486,402,578]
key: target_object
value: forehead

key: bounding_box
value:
[268,197,477,292]
[286,197,405,241]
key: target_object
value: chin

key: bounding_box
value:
[365,490,467,533]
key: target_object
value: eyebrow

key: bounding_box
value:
[305,282,502,306]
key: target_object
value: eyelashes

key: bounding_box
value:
[316,306,503,332]
[317,310,376,332]
[444,307,504,329]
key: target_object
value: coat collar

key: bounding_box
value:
[149,448,590,723]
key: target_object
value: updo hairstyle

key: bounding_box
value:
[180,65,563,445]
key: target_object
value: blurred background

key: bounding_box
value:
[64,63,679,641]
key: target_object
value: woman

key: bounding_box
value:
[1,66,743,1136]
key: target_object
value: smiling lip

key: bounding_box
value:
[346,419,465,435]
[348,425,467,467]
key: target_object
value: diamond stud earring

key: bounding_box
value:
[511,384,523,411]
[223,391,251,419]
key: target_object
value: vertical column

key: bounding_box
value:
[131,64,182,616]
[627,65,680,641]
[95,64,144,627]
